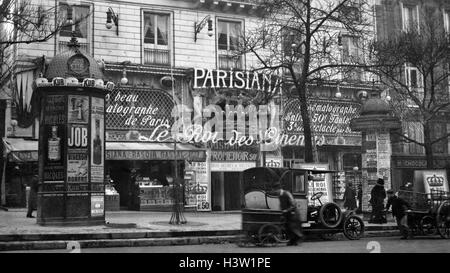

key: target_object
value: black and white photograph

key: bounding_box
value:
[0,0,450,268]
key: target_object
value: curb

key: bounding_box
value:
[0,230,402,251]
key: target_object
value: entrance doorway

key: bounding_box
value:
[211,171,242,211]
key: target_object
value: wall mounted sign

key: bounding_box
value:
[283,99,361,145]
[105,150,206,161]
[105,88,174,142]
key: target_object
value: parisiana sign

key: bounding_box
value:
[193,68,282,93]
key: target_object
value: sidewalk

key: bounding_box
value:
[0,208,399,251]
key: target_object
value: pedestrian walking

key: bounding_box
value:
[385,189,412,239]
[343,183,357,210]
[26,170,39,218]
[369,178,387,224]
[273,183,303,246]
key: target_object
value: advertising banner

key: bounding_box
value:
[68,95,89,124]
[42,95,66,190]
[91,97,105,184]
[91,195,105,217]
[185,161,210,211]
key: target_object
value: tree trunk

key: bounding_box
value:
[423,122,435,169]
[296,82,314,163]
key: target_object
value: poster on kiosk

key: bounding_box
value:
[296,163,333,205]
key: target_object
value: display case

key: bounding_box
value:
[137,177,173,211]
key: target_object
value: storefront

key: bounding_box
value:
[2,137,38,207]
[104,86,207,211]
[209,141,258,211]
[391,155,450,191]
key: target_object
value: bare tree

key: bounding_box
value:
[241,0,375,163]
[0,0,87,121]
[371,7,450,168]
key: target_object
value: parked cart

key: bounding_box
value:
[397,189,450,239]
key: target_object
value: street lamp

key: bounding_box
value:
[106,7,119,36]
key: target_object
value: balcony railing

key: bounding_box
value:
[219,54,243,70]
[144,48,170,66]
[59,41,90,54]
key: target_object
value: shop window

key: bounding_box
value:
[58,4,91,54]
[143,12,170,65]
[217,20,243,70]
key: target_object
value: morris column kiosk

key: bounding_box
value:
[35,36,110,225]
[350,92,401,219]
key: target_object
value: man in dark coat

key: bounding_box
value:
[344,183,357,210]
[26,172,39,218]
[273,183,303,246]
[369,178,387,224]
[386,189,411,239]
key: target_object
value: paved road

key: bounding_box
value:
[4,236,450,253]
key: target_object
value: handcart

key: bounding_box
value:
[397,189,450,238]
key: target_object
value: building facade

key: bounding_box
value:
[1,0,379,211]
[375,0,450,191]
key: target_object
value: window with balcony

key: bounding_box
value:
[143,12,170,66]
[59,4,91,54]
[402,4,419,32]
[218,20,243,70]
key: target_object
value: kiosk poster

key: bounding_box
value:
[67,124,89,190]
[422,170,449,194]
[91,97,104,183]
[42,95,66,189]
[91,195,104,217]
[186,161,210,211]
[68,95,89,124]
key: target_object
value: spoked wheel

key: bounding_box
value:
[436,201,450,239]
[258,224,283,246]
[343,215,365,240]
[419,215,437,236]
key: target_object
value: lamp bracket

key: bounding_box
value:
[107,7,119,36]
[194,15,211,42]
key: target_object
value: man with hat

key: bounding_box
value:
[369,178,387,223]
[273,182,303,246]
[386,189,412,239]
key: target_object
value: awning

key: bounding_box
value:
[105,142,206,161]
[2,137,38,162]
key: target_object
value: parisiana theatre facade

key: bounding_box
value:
[1,0,379,212]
